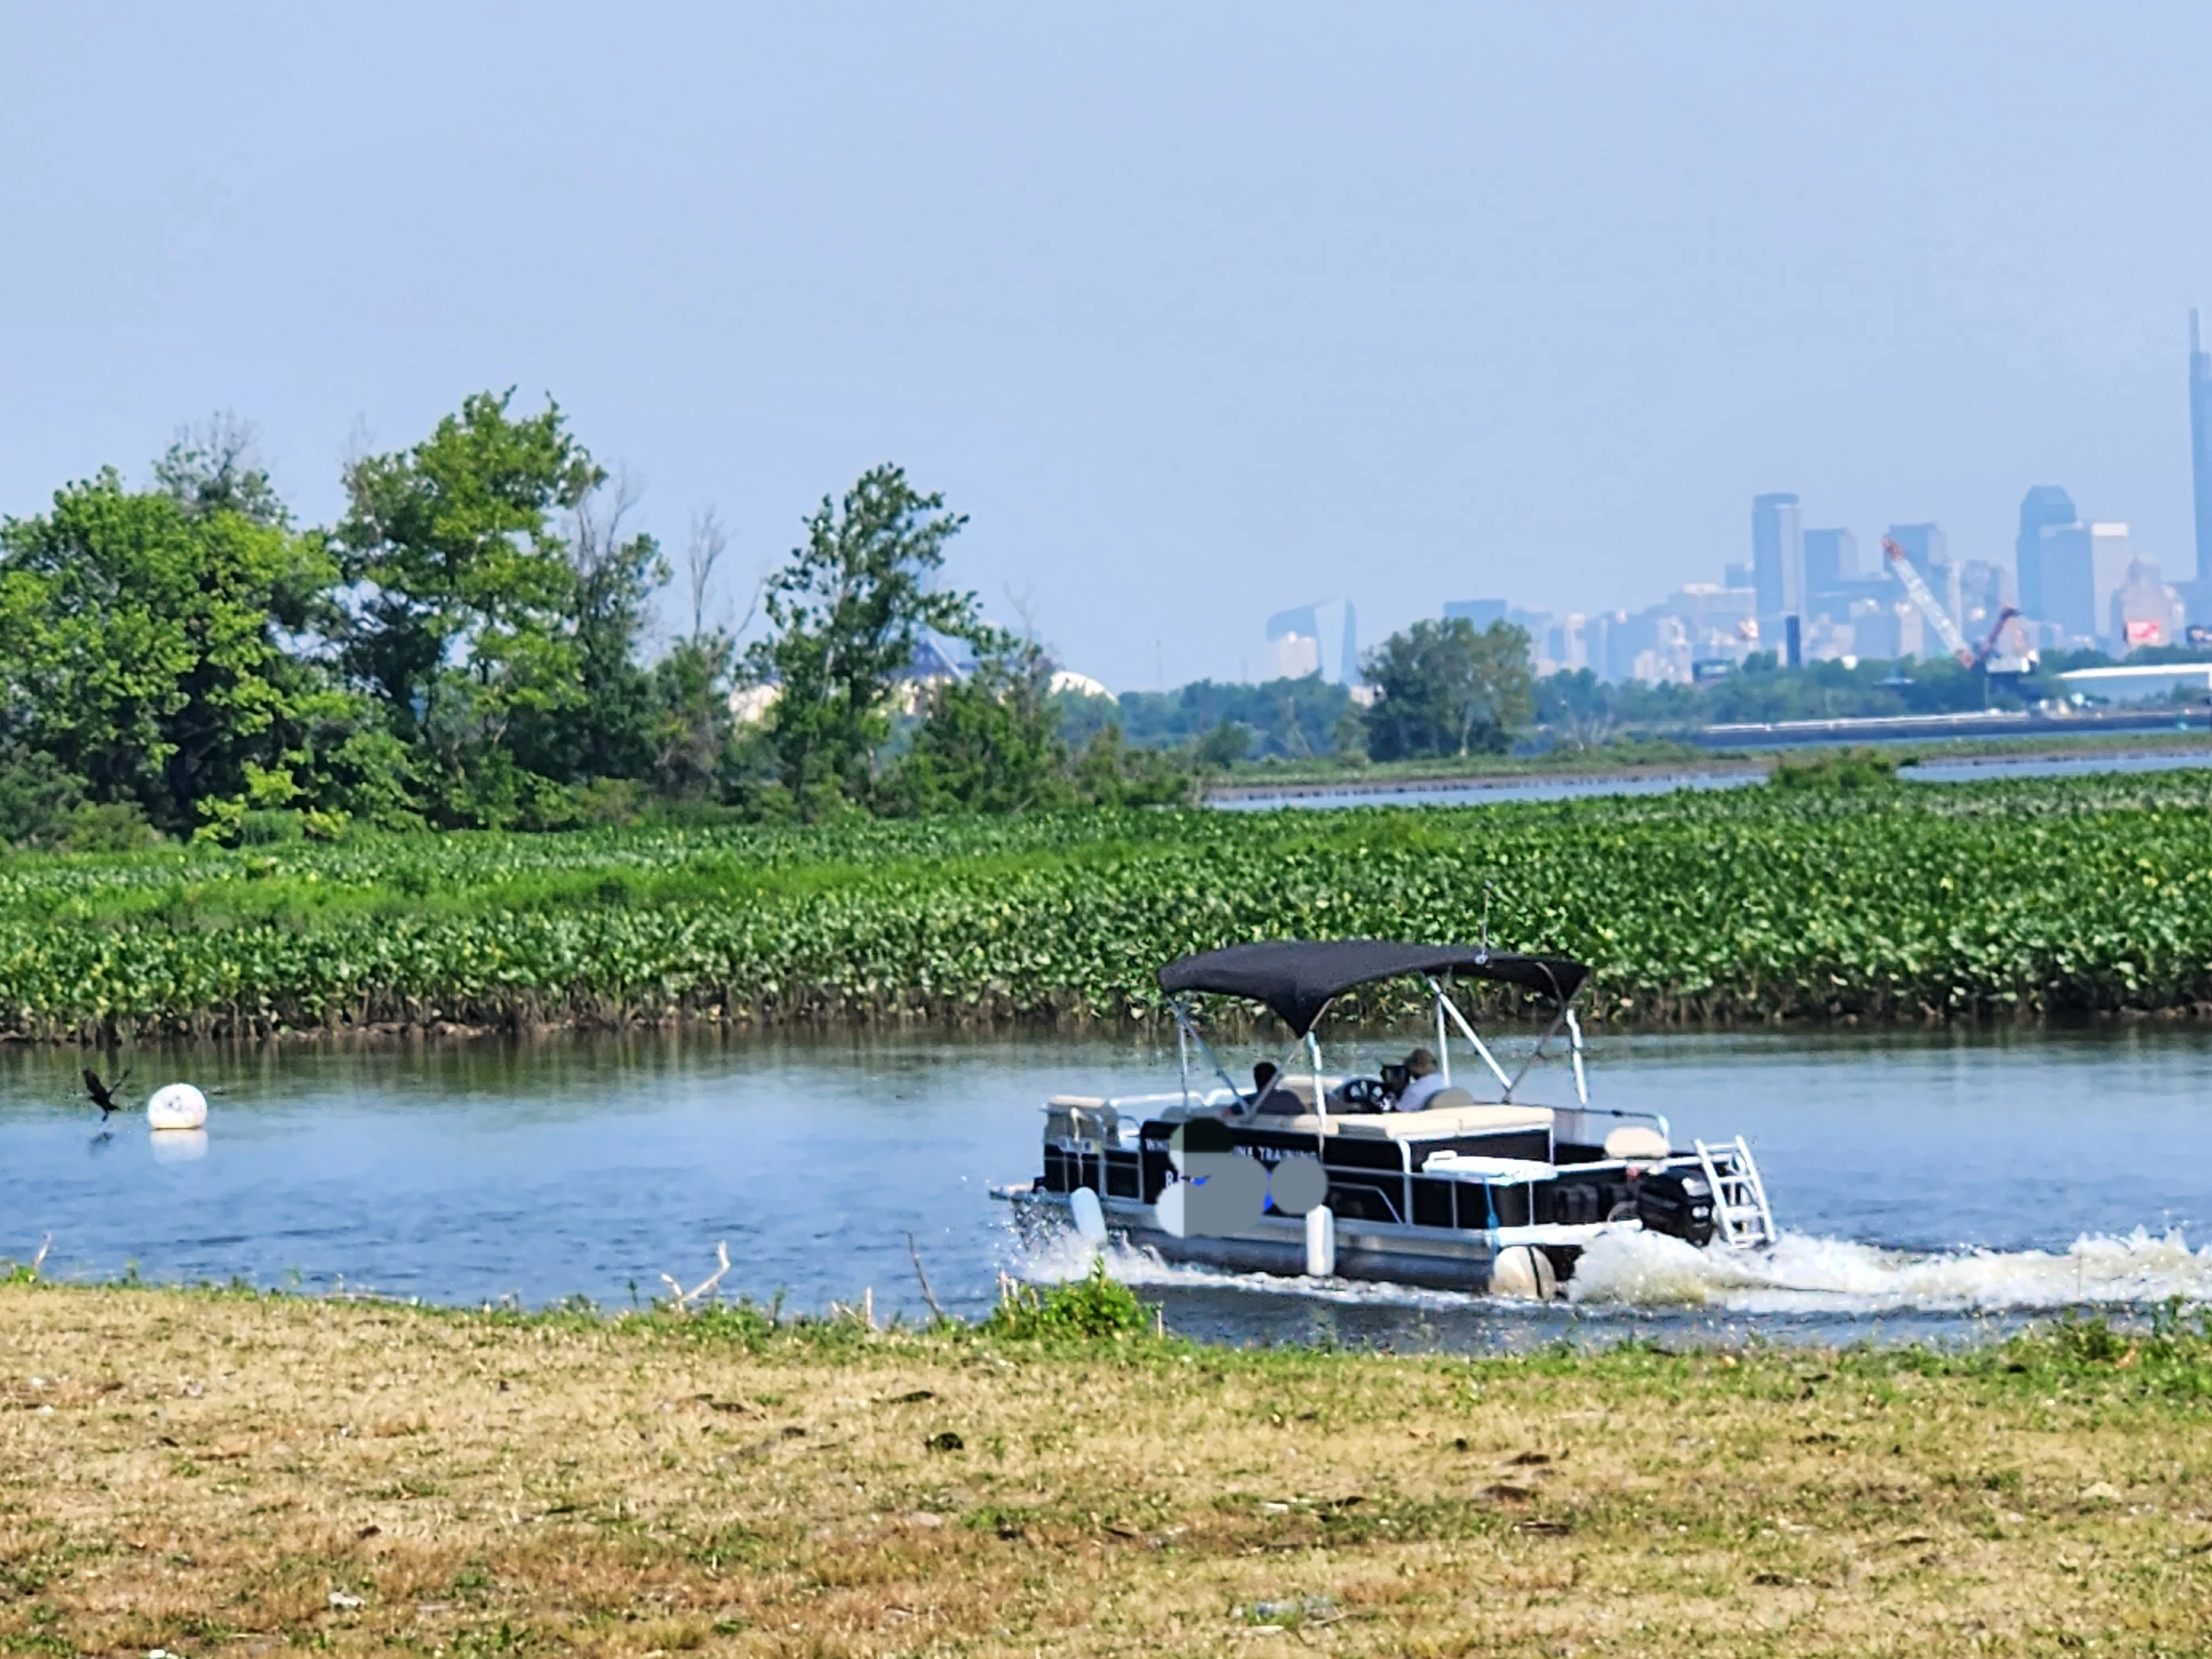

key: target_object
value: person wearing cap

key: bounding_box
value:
[1394,1046,1449,1111]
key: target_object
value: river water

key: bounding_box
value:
[1212,745,2212,811]
[4,1026,2209,1350]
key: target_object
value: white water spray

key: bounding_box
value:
[1011,1222,2212,1316]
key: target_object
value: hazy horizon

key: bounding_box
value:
[6,4,2211,690]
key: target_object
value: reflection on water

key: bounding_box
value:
[2,1024,2209,1349]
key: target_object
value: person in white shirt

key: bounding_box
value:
[1394,1047,1449,1112]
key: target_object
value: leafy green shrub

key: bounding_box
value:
[0,746,91,849]
[237,809,308,845]
[59,800,160,853]
[984,1261,1149,1342]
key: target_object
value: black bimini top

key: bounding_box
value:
[1158,939,1589,1037]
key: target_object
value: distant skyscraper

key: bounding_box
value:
[1266,600,1359,681]
[2089,523,2135,645]
[2014,485,2077,621]
[1443,599,1509,629]
[1751,493,1803,617]
[2036,523,2097,640]
[2034,521,2133,644]
[1802,528,1858,596]
[2192,311,2212,581]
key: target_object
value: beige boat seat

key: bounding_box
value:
[1602,1124,1671,1161]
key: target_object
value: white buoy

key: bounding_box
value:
[1487,1244,1558,1301]
[146,1083,208,1131]
[1304,1204,1336,1277]
[1069,1185,1108,1245]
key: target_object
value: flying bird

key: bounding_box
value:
[82,1066,130,1119]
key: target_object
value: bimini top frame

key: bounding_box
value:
[1157,940,1588,1037]
[1157,938,1595,1114]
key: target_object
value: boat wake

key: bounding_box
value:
[1011,1224,2212,1317]
[1568,1225,2212,1315]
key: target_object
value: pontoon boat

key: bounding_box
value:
[995,940,1774,1298]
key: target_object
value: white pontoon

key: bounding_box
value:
[995,940,1774,1298]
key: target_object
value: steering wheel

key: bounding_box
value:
[1335,1075,1390,1110]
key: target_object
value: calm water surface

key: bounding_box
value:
[4,1026,2209,1349]
[1215,745,2212,811]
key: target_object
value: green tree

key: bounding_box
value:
[509,473,667,788]
[745,466,989,815]
[1195,718,1251,768]
[337,390,601,825]
[0,470,358,836]
[153,414,291,528]
[879,637,1072,816]
[1361,618,1535,759]
[1068,723,1194,806]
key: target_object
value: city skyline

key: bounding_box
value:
[1358,310,2212,688]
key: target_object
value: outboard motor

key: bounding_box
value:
[1634,1169,1717,1246]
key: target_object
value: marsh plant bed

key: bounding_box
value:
[2,1284,2208,1657]
[15,770,2212,1037]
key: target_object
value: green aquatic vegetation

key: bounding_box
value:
[4,769,2212,1035]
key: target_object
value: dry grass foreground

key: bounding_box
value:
[2,1281,2210,1658]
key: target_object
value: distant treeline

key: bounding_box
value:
[6,392,2175,852]
[1077,645,2171,767]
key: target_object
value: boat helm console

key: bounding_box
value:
[995,938,1775,1300]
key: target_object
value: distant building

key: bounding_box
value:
[2034,521,2135,646]
[1802,528,1859,598]
[1851,599,1924,664]
[1443,599,1508,629]
[2035,523,2099,643]
[1751,493,1803,619]
[2111,557,2187,651]
[1599,606,1693,685]
[2090,525,2135,648]
[1723,561,1753,591]
[1048,670,1113,699]
[1544,612,1589,674]
[2015,485,2078,622]
[1263,632,1321,679]
[1266,599,1359,681]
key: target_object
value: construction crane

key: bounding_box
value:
[1880,535,1976,666]
[1974,604,2038,676]
[1879,535,2038,674]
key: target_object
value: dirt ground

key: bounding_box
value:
[1,1284,2207,1657]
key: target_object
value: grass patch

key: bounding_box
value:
[0,1282,2209,1654]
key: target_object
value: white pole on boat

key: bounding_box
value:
[1434,989,1451,1085]
[1565,1006,1589,1105]
[1307,1030,1326,1162]
[1177,1016,1191,1109]
[1428,977,1515,1096]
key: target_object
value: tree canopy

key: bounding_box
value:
[1361,618,1536,759]
[0,404,1194,847]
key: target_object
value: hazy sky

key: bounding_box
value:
[6,4,2212,688]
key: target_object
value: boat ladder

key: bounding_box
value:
[1693,1136,1776,1249]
